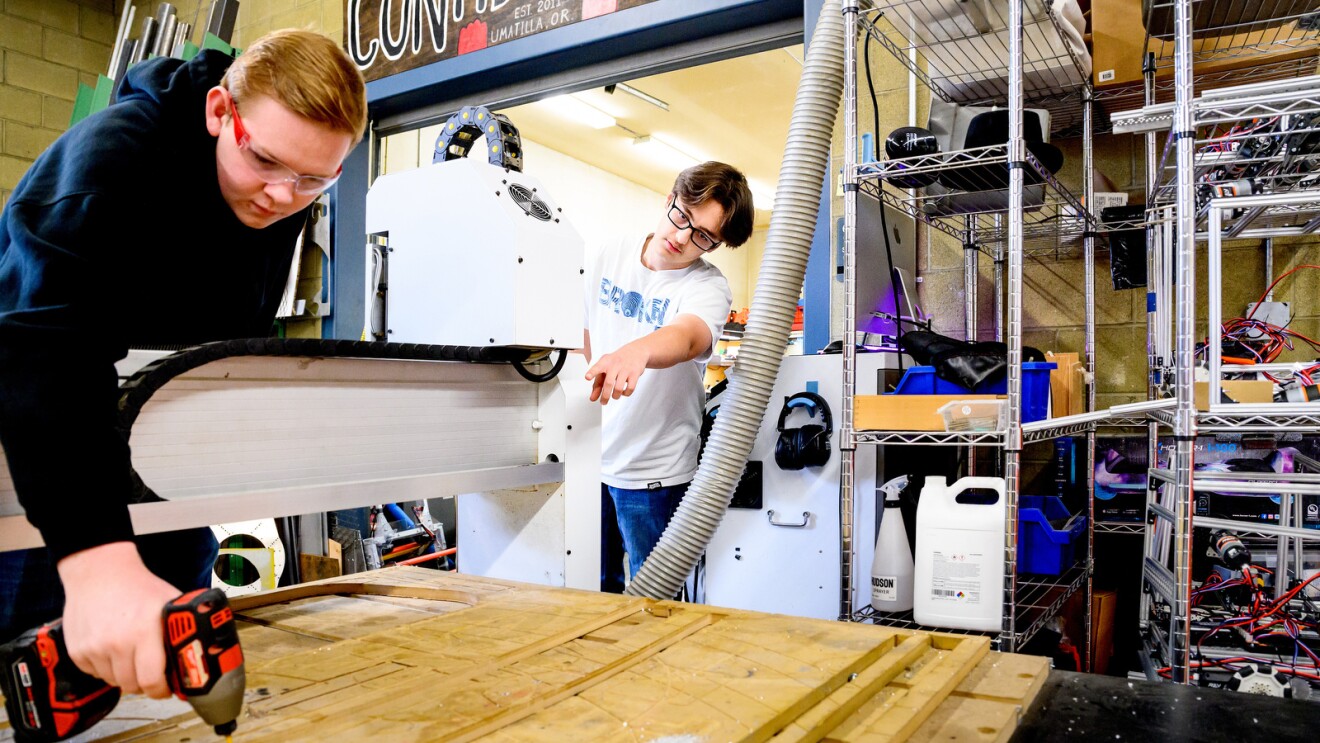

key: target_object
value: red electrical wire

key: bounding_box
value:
[395,547,457,566]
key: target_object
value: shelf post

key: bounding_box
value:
[1083,82,1096,672]
[1170,0,1199,685]
[839,0,861,622]
[964,217,978,343]
[1000,0,1025,654]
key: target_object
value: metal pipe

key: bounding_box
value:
[994,220,1004,342]
[156,12,177,58]
[172,22,191,58]
[135,16,158,64]
[107,1,134,79]
[1264,237,1274,300]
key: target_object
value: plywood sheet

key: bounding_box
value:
[0,568,1044,743]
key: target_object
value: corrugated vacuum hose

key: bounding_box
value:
[625,0,846,599]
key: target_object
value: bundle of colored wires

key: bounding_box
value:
[1183,565,1320,684]
[1200,265,1320,374]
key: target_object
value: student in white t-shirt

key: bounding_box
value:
[583,161,755,593]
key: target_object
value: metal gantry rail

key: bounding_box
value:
[840,0,1097,655]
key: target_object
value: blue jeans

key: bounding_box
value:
[0,527,219,643]
[600,482,688,593]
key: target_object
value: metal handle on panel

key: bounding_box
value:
[766,510,811,528]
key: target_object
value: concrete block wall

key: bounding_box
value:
[0,0,117,210]
[231,0,342,49]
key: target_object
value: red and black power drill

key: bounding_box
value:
[0,587,245,742]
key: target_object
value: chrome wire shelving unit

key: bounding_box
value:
[1114,0,1320,688]
[854,558,1092,650]
[858,146,1091,259]
[840,0,1098,657]
[1144,0,1320,71]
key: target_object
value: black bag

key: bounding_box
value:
[1103,205,1148,291]
[901,331,1044,391]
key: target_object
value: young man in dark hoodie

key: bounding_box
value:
[0,29,366,698]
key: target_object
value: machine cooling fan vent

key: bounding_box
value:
[508,183,552,221]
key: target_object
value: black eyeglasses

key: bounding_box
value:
[667,203,722,252]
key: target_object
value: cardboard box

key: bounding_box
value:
[1046,352,1087,419]
[1061,587,1118,674]
[1092,0,1317,89]
[1193,380,1274,411]
[1092,589,1117,675]
[855,394,1003,432]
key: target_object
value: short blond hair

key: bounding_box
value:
[222,29,367,142]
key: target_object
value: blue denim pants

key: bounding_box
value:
[0,526,219,643]
[600,482,688,593]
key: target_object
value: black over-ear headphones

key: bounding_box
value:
[774,391,833,470]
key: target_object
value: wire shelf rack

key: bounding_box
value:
[1197,409,1320,432]
[1095,521,1146,535]
[859,0,1092,136]
[1144,0,1320,70]
[855,146,1091,258]
[1111,75,1320,236]
[852,429,1006,447]
[1096,57,1320,130]
[854,559,1091,650]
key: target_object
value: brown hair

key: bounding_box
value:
[222,29,367,142]
[672,161,756,248]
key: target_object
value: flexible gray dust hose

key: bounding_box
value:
[625,0,845,599]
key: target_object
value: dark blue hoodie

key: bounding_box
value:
[0,51,308,561]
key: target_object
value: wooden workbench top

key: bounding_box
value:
[0,568,1047,742]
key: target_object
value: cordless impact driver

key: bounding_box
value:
[0,587,245,742]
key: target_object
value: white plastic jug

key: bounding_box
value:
[913,476,1006,631]
[870,475,914,612]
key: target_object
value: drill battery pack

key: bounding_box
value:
[0,621,121,743]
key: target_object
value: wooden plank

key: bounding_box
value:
[299,552,341,581]
[768,633,936,742]
[907,697,1022,743]
[442,611,718,742]
[833,631,989,742]
[952,652,1049,705]
[900,653,1049,743]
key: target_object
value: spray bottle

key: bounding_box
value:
[870,474,914,612]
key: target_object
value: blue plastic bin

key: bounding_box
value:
[1017,495,1087,575]
[892,362,1055,423]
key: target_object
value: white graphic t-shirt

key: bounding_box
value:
[585,233,733,489]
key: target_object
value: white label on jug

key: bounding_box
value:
[929,552,982,604]
[871,575,897,602]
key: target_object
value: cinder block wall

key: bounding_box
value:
[230,0,342,49]
[0,0,117,209]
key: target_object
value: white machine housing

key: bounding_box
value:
[366,157,584,349]
[704,352,896,620]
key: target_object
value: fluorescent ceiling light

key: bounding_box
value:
[611,82,669,111]
[632,135,700,170]
[749,179,776,211]
[538,94,616,129]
